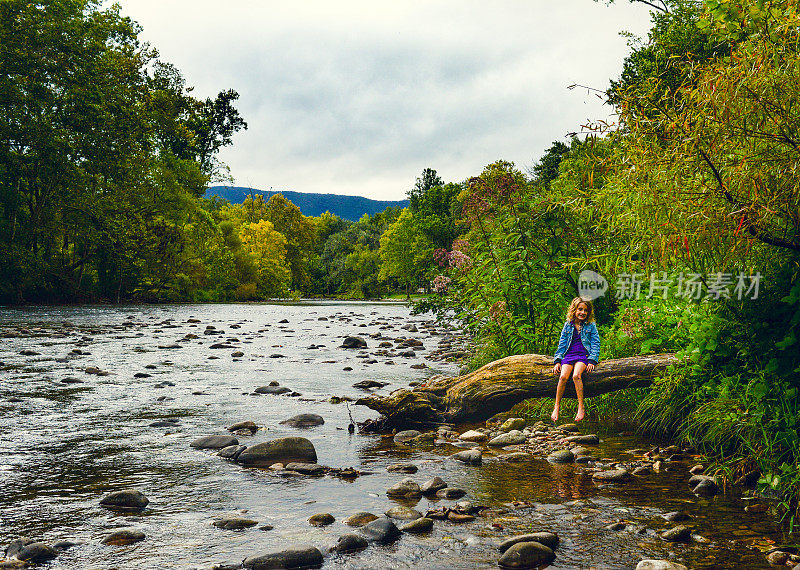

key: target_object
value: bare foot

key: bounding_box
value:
[574,409,585,422]
[550,409,559,423]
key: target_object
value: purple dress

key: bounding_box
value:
[561,325,589,366]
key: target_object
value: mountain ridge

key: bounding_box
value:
[205,186,408,222]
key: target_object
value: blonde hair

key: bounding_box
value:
[566,297,595,323]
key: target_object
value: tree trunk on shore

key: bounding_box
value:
[356,352,680,426]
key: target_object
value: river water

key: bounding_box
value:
[0,302,791,569]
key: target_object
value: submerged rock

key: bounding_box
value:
[308,513,335,527]
[99,489,149,510]
[661,525,691,542]
[242,546,324,569]
[254,385,291,395]
[636,561,688,570]
[101,529,145,546]
[399,517,434,533]
[393,430,422,443]
[386,478,422,497]
[237,437,317,467]
[451,449,482,465]
[279,414,324,428]
[190,435,239,450]
[212,518,258,530]
[547,450,575,464]
[227,421,258,434]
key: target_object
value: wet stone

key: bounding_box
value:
[101,529,146,546]
[386,478,421,497]
[564,434,599,444]
[393,430,422,443]
[190,435,239,450]
[547,450,575,464]
[459,429,488,442]
[217,445,247,460]
[451,449,482,465]
[592,469,632,482]
[308,513,335,527]
[497,541,556,569]
[436,487,466,500]
[488,430,526,447]
[332,534,368,553]
[254,385,291,395]
[279,413,324,428]
[636,561,689,570]
[661,525,691,542]
[360,518,401,544]
[498,532,559,552]
[420,476,447,495]
[213,517,258,530]
[385,506,422,520]
[499,418,527,432]
[344,512,379,527]
[399,517,434,533]
[99,489,149,510]
[387,463,418,474]
[242,546,324,569]
[227,420,258,434]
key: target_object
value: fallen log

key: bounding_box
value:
[356,352,680,426]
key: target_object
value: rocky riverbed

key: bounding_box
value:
[0,302,796,568]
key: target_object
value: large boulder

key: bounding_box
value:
[243,546,324,569]
[237,437,317,467]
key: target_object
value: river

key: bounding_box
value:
[0,302,790,569]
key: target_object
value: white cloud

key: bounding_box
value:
[115,0,654,199]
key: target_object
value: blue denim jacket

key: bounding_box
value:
[553,320,601,365]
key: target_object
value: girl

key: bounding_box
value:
[551,297,601,423]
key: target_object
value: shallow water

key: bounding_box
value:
[0,302,792,569]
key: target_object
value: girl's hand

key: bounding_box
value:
[553,363,561,375]
[586,363,595,373]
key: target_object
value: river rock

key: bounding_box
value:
[636,561,688,570]
[436,487,466,499]
[344,512,379,527]
[9,541,58,563]
[500,452,535,463]
[332,534,368,553]
[227,421,258,434]
[663,511,692,522]
[360,518,401,544]
[254,385,291,395]
[661,525,691,542]
[99,489,149,510]
[420,476,447,495]
[766,551,790,565]
[547,450,575,463]
[353,380,389,389]
[213,517,258,530]
[592,469,632,482]
[386,478,421,497]
[279,414,325,428]
[387,463,418,474]
[605,522,627,531]
[237,437,317,467]
[564,434,599,444]
[500,418,527,432]
[217,445,247,460]
[341,336,367,349]
[633,465,651,476]
[399,517,433,533]
[242,546,324,569]
[308,513,335,527]
[385,506,422,520]
[692,477,719,497]
[284,462,325,475]
[488,430,526,447]
[497,541,556,568]
[498,532,559,552]
[190,435,239,450]
[393,430,422,443]
[101,529,146,545]
[451,449,482,465]
[459,430,488,442]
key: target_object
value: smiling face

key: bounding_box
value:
[575,303,589,322]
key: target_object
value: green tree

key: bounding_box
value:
[379,209,434,298]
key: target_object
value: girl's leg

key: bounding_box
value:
[551,364,574,422]
[572,361,587,422]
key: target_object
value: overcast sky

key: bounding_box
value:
[114,1,654,201]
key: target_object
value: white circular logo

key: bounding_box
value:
[578,270,608,300]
